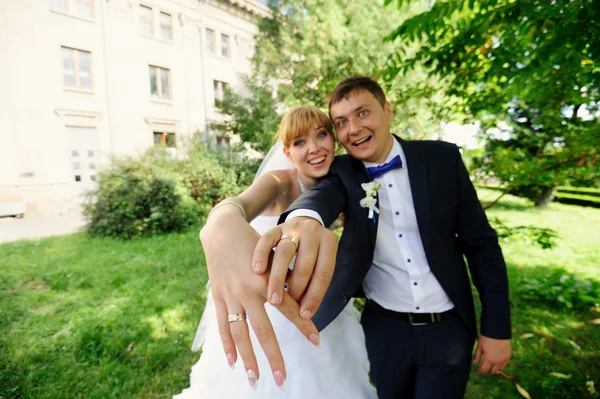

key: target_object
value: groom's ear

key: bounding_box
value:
[384,101,393,119]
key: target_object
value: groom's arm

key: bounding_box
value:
[253,172,347,319]
[452,145,512,373]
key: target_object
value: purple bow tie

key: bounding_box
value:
[365,155,403,180]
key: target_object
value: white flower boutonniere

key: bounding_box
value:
[360,182,381,222]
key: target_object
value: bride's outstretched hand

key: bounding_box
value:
[200,208,320,389]
[252,217,338,321]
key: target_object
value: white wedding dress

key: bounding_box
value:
[174,215,377,399]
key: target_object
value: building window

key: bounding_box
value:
[62,47,92,90]
[206,29,216,54]
[153,132,176,148]
[160,12,173,41]
[140,5,153,36]
[50,0,68,13]
[149,65,171,101]
[213,80,229,105]
[76,0,94,19]
[221,34,230,58]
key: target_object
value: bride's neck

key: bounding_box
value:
[296,171,317,192]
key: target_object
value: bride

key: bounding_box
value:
[174,106,376,398]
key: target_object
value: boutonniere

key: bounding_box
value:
[360,182,381,223]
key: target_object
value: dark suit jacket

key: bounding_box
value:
[280,136,511,340]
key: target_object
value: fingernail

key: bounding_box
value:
[271,292,281,304]
[253,261,262,272]
[247,369,258,389]
[227,353,235,369]
[301,309,312,319]
[309,333,321,347]
[273,370,285,389]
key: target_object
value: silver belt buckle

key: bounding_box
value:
[408,313,430,326]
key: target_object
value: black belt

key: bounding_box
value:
[366,300,456,326]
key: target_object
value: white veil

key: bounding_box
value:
[253,140,293,180]
[192,140,292,352]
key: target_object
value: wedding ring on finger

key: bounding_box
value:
[279,234,298,251]
[228,313,247,323]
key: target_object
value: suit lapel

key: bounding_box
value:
[397,136,432,257]
[351,157,378,249]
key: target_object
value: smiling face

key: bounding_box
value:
[283,123,335,181]
[330,89,394,164]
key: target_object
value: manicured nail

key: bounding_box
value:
[253,261,262,272]
[309,333,321,347]
[301,309,312,319]
[270,292,281,304]
[273,370,285,388]
[247,369,258,389]
[227,353,235,369]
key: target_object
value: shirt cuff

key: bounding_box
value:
[286,209,324,226]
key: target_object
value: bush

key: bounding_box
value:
[554,192,600,208]
[84,144,243,239]
[518,269,600,310]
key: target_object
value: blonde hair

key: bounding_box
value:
[275,106,334,148]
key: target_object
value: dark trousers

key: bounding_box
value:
[361,300,475,399]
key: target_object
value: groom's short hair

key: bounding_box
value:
[328,76,387,113]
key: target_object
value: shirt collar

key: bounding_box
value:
[362,136,404,169]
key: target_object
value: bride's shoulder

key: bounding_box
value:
[260,169,294,188]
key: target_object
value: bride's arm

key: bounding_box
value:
[199,170,318,389]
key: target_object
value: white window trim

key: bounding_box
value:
[55,109,103,128]
[49,0,95,22]
[140,4,175,43]
[205,26,233,62]
[61,46,94,93]
[149,65,173,103]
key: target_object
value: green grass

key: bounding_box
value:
[1,192,599,398]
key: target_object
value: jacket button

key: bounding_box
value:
[341,295,348,302]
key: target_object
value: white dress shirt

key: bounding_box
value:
[287,139,454,313]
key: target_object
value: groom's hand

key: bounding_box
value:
[252,217,338,320]
[472,335,511,374]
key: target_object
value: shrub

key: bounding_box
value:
[518,269,600,310]
[84,144,243,239]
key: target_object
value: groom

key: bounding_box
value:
[253,76,512,398]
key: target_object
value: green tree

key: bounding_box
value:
[211,0,458,154]
[384,0,600,205]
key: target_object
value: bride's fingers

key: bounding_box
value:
[299,230,337,320]
[214,298,237,369]
[246,302,287,388]
[274,291,320,346]
[227,305,260,389]
[252,226,283,275]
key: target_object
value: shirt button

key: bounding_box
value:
[416,307,420,310]
[395,211,400,215]
[413,282,418,286]
[398,234,403,238]
[388,184,393,188]
[407,259,411,263]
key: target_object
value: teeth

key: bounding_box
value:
[354,137,369,145]
[309,156,325,165]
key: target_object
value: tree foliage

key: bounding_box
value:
[211,0,458,154]
[384,0,600,203]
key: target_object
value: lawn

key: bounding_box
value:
[1,192,599,398]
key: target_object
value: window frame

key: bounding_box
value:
[61,46,94,92]
[159,11,173,41]
[75,0,94,19]
[139,4,154,37]
[221,33,231,58]
[50,0,68,13]
[206,28,216,54]
[149,65,173,102]
[213,80,230,105]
